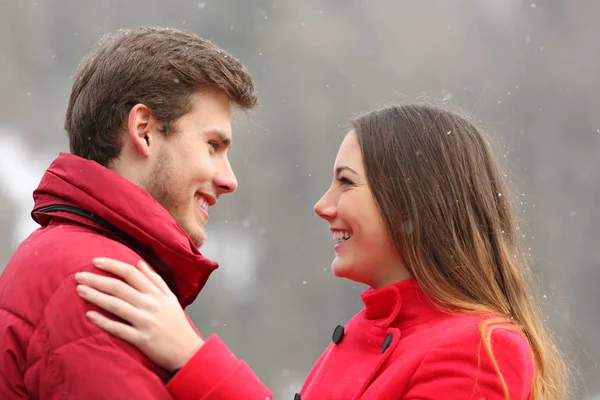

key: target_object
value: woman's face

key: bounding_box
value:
[314,130,410,289]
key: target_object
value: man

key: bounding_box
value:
[0,27,272,399]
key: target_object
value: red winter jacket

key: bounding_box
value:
[297,279,534,400]
[0,153,272,399]
[150,279,535,400]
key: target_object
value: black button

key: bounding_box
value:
[382,333,393,352]
[294,393,301,400]
[332,325,345,344]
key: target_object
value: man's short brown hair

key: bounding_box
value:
[65,27,257,166]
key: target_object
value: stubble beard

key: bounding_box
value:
[142,150,205,248]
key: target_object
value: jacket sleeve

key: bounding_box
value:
[0,309,32,399]
[25,274,272,400]
[28,331,176,399]
[166,334,273,400]
[403,326,534,400]
[23,279,178,399]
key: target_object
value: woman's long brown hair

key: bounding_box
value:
[352,104,568,400]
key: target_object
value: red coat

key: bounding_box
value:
[298,279,534,399]
[0,153,272,399]
[155,280,535,400]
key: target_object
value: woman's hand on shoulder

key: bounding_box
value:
[74,257,203,371]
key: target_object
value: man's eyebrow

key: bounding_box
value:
[206,129,232,147]
[335,165,358,175]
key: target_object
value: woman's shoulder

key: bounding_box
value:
[430,312,531,352]
[405,313,534,398]
[423,312,534,377]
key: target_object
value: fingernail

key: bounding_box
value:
[92,258,106,266]
[86,311,96,318]
[76,285,88,295]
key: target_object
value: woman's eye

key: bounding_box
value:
[338,177,353,186]
[209,141,220,150]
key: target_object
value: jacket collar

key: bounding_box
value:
[360,278,444,329]
[31,152,218,308]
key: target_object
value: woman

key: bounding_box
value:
[74,104,568,399]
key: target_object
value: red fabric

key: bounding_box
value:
[0,153,271,399]
[167,334,272,400]
[299,279,534,400]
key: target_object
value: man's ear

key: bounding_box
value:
[126,104,159,157]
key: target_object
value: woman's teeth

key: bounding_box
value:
[333,231,353,242]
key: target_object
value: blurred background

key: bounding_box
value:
[1,0,598,398]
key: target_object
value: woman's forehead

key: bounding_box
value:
[334,132,362,171]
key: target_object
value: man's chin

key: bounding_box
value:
[191,231,206,248]
[180,222,206,248]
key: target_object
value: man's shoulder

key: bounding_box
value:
[0,222,142,325]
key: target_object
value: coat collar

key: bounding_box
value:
[31,153,218,308]
[360,278,444,329]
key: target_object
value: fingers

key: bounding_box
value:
[92,258,160,295]
[75,272,147,308]
[137,261,172,295]
[86,310,141,346]
[76,284,144,326]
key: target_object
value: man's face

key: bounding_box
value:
[142,89,237,247]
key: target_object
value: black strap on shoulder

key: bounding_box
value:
[34,204,179,297]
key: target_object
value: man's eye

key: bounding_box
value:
[209,141,220,150]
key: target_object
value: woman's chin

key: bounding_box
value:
[331,258,352,279]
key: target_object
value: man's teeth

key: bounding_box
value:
[333,231,353,241]
[196,196,209,210]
